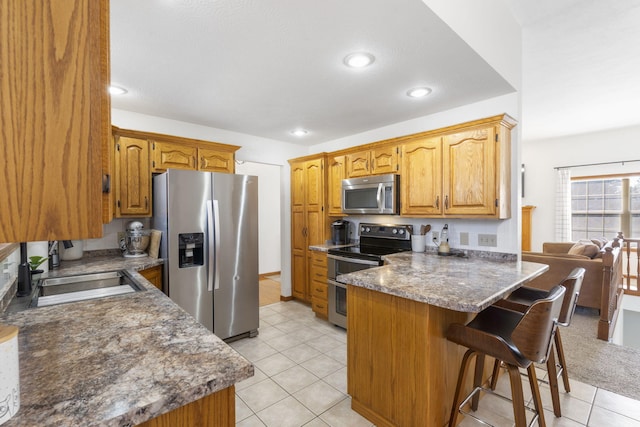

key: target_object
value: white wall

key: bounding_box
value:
[314,94,523,255]
[522,124,640,251]
[235,161,282,275]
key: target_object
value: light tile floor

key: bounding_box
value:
[230,300,640,427]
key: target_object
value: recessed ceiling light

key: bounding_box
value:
[406,87,432,98]
[291,129,308,137]
[343,52,375,68]
[109,85,128,95]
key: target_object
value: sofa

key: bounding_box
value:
[522,235,624,340]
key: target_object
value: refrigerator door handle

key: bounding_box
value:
[207,200,215,292]
[213,199,221,290]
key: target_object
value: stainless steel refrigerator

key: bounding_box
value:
[152,169,259,340]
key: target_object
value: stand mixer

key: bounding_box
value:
[123,221,151,258]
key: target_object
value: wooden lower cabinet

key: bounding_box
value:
[347,285,494,427]
[137,386,235,427]
[309,251,328,318]
[139,265,163,291]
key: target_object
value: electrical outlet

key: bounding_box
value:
[478,233,498,247]
[432,231,439,242]
[459,232,469,246]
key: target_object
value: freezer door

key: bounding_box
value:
[165,170,214,332]
[211,173,259,339]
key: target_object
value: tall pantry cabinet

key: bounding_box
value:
[289,155,327,302]
[0,0,111,242]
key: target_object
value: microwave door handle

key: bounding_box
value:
[376,183,384,213]
[206,200,214,292]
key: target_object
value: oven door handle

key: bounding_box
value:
[328,279,346,289]
[327,254,381,266]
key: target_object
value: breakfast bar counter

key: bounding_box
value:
[0,257,253,426]
[337,252,548,427]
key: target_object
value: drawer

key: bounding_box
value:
[310,251,327,267]
[311,281,328,299]
[309,264,327,282]
[312,297,328,317]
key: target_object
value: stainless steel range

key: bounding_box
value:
[327,223,413,328]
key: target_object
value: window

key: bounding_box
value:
[571,176,640,240]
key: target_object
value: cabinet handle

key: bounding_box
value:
[435,195,439,209]
[444,195,449,210]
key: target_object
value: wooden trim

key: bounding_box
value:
[111,126,240,153]
[259,271,281,280]
[0,244,19,261]
[571,172,640,181]
[280,295,294,302]
[288,152,328,164]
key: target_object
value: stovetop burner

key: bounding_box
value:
[328,223,413,261]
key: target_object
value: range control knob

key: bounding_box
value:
[398,229,404,235]
[392,229,398,234]
[365,227,371,232]
[361,226,366,233]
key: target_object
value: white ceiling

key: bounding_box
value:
[110,0,640,145]
[505,0,640,141]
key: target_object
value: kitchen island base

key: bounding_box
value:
[138,386,235,427]
[347,285,493,427]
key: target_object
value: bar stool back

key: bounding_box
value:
[491,267,586,417]
[447,285,566,427]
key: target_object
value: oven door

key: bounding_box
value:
[327,254,381,329]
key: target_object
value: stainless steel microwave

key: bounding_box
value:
[341,174,399,215]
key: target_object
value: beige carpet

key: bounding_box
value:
[561,307,640,401]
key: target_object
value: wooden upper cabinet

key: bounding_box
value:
[152,141,197,172]
[327,155,346,216]
[345,146,398,178]
[0,0,110,242]
[114,136,151,217]
[199,147,234,173]
[442,126,498,216]
[288,155,326,303]
[346,151,371,178]
[400,137,443,216]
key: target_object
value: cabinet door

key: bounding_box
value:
[0,0,109,242]
[199,148,234,173]
[327,155,346,216]
[115,136,151,217]
[400,137,442,215]
[371,146,398,175]
[290,161,307,300]
[139,265,163,291]
[152,141,197,172]
[346,151,371,178]
[443,127,497,216]
[305,158,325,247]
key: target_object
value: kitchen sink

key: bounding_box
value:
[32,270,145,308]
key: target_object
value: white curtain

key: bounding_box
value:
[555,168,572,241]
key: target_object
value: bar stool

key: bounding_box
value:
[490,267,586,417]
[447,285,565,427]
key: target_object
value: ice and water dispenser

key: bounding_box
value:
[178,233,204,268]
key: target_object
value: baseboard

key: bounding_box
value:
[280,295,293,302]
[259,271,281,280]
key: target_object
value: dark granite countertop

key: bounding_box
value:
[337,251,549,313]
[0,255,253,426]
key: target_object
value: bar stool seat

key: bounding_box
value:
[491,267,586,417]
[447,285,566,427]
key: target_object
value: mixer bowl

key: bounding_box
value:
[124,230,151,257]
